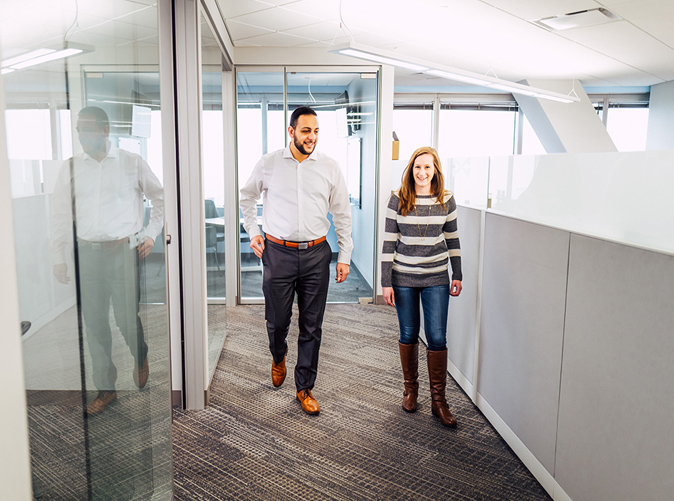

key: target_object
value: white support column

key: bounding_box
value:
[375,64,394,302]
[432,94,441,151]
[223,68,238,307]
[0,75,33,501]
[173,0,208,409]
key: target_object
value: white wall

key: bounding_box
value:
[375,65,394,298]
[0,75,33,501]
[646,80,674,150]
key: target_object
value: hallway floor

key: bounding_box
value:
[173,304,551,500]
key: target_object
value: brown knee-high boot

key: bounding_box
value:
[398,342,419,412]
[427,349,457,427]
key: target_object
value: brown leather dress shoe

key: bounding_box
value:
[271,354,287,387]
[134,357,149,389]
[296,389,320,415]
[86,391,117,415]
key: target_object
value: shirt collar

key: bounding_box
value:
[83,144,120,162]
[283,145,317,162]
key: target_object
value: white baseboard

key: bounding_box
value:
[427,331,572,500]
[446,356,474,397]
[21,296,76,341]
[474,393,573,500]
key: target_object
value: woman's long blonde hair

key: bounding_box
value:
[398,146,446,216]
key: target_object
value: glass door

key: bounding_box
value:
[236,69,285,302]
[236,67,378,303]
[1,0,173,498]
[200,11,228,381]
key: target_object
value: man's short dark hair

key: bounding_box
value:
[289,106,317,129]
[78,106,110,129]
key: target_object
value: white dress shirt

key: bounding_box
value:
[51,146,164,265]
[240,145,353,264]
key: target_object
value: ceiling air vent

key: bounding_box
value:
[532,8,622,32]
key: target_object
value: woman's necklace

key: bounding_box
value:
[416,203,432,240]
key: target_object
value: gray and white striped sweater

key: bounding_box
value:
[381,192,462,288]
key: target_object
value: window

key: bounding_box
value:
[589,93,650,152]
[439,102,517,158]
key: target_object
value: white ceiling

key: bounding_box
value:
[1,0,671,89]
[215,0,674,88]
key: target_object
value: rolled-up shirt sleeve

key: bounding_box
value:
[139,158,164,243]
[239,157,264,239]
[328,167,353,264]
[50,159,74,266]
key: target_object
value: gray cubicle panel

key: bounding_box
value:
[446,206,481,384]
[478,213,569,474]
[555,234,674,501]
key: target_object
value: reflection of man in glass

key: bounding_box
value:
[51,106,164,414]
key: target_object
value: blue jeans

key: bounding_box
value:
[393,285,450,351]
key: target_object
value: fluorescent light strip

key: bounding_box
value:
[1,68,15,75]
[489,83,538,97]
[11,48,83,69]
[426,69,491,87]
[330,42,580,103]
[1,49,55,68]
[339,49,428,72]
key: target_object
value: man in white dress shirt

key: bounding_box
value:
[51,106,164,415]
[240,106,353,415]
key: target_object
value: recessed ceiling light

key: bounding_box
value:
[533,8,622,32]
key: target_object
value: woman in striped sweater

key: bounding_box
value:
[381,146,462,428]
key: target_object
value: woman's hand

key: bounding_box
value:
[450,280,462,297]
[382,287,395,306]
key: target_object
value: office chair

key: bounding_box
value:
[205,224,221,270]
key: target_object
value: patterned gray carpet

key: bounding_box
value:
[173,304,551,501]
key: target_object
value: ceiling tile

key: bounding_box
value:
[281,0,342,21]
[77,0,151,20]
[557,21,674,80]
[226,19,275,40]
[238,31,316,46]
[629,17,674,49]
[80,19,157,41]
[606,0,674,19]
[233,6,326,31]
[254,0,298,5]
[234,40,263,47]
[482,0,601,21]
[114,5,158,28]
[296,41,333,48]
[284,21,345,41]
[216,0,274,19]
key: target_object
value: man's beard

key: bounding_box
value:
[293,135,316,156]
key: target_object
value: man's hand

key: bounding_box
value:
[54,264,70,284]
[450,280,462,297]
[382,286,395,306]
[250,235,265,259]
[335,262,349,283]
[138,237,155,259]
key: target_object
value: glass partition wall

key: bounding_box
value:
[200,13,228,382]
[236,67,379,304]
[1,0,172,498]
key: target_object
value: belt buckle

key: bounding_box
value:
[298,242,309,250]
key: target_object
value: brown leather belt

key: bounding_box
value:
[266,234,326,250]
